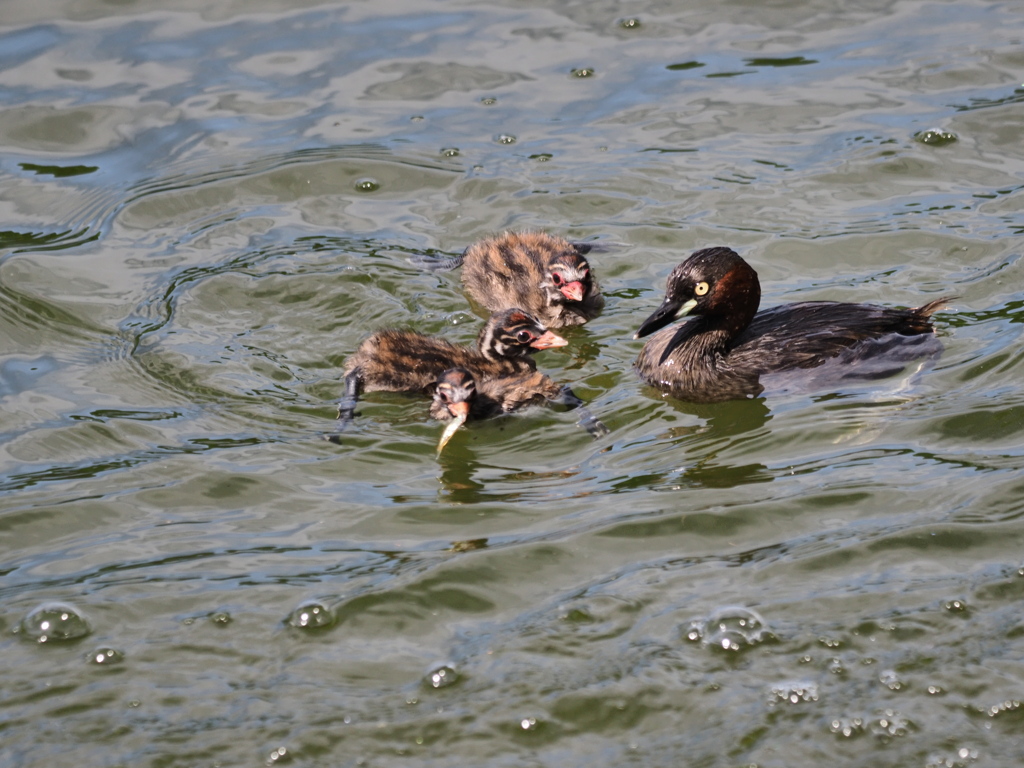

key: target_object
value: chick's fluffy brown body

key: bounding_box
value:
[428,367,609,439]
[344,329,528,395]
[428,368,561,421]
[459,232,604,328]
[343,308,563,391]
[331,308,568,439]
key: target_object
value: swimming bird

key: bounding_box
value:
[332,307,563,432]
[633,247,952,402]
[454,231,604,328]
[429,366,609,452]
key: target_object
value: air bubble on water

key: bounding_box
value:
[870,708,912,739]
[287,601,335,630]
[985,699,1020,717]
[924,746,979,768]
[828,657,845,675]
[21,602,91,643]
[879,669,904,691]
[915,128,957,146]
[928,685,943,695]
[519,716,538,731]
[830,716,865,738]
[440,147,460,158]
[943,599,967,613]
[570,68,595,78]
[619,18,641,29]
[267,746,290,764]
[684,606,773,651]
[89,647,124,665]
[354,178,380,193]
[529,153,552,162]
[480,97,497,106]
[818,636,842,649]
[767,681,818,706]
[425,662,459,689]
[210,611,232,626]
[445,311,477,327]
[495,134,516,145]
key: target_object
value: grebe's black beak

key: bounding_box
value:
[633,297,698,339]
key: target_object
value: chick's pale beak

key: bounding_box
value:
[530,330,569,350]
[446,400,471,420]
[437,411,468,453]
[560,281,585,302]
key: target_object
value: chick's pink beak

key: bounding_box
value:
[560,281,584,302]
[530,330,568,350]
[447,400,471,420]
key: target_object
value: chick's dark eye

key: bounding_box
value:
[516,330,533,343]
[551,272,563,286]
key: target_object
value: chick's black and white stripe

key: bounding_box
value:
[328,308,565,440]
[457,232,604,328]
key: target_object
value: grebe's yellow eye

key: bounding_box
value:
[694,281,710,296]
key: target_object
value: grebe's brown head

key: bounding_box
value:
[634,247,761,340]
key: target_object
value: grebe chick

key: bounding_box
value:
[429,366,609,452]
[328,308,566,440]
[455,231,604,328]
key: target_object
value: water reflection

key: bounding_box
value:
[433,451,586,505]
[436,452,488,502]
[1,0,1021,766]
[617,393,774,492]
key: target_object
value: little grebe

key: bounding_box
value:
[455,231,604,328]
[332,307,564,434]
[429,366,609,451]
[633,247,952,402]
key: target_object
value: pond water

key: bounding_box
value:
[2,0,1024,765]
